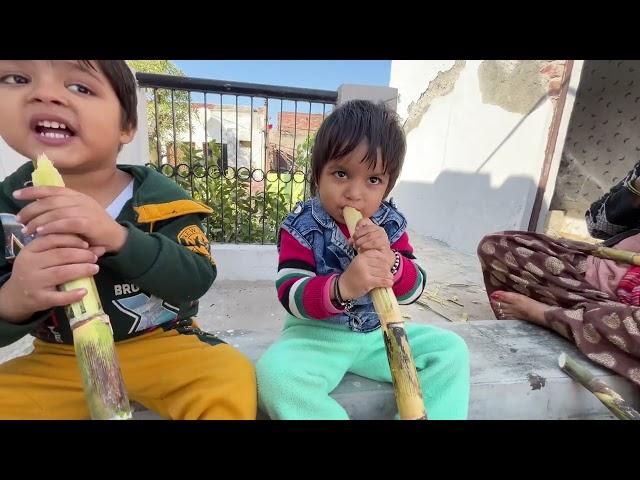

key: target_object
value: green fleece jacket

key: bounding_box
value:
[0,162,217,347]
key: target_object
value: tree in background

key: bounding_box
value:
[127,60,195,165]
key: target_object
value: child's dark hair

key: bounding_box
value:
[80,61,138,130]
[310,99,406,196]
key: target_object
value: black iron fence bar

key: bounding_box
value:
[290,100,298,212]
[153,89,161,165]
[188,91,194,194]
[276,98,284,227]
[138,73,338,245]
[248,96,254,242]
[203,92,209,237]
[262,99,269,243]
[304,101,312,202]
[219,94,224,239]
[137,72,338,103]
[171,89,178,184]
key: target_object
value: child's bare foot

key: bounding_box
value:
[489,291,552,327]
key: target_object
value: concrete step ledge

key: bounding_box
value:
[133,320,639,420]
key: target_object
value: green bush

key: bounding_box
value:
[159,143,312,244]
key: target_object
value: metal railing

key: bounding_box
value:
[136,72,337,244]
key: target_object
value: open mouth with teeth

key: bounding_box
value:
[34,120,76,139]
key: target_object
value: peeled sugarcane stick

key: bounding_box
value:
[591,245,640,266]
[32,154,131,420]
[558,352,640,420]
[343,206,426,420]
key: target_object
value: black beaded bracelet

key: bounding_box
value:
[332,274,354,310]
[390,250,401,275]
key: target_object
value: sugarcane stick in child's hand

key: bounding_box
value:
[31,153,132,420]
[343,206,426,420]
[558,352,640,420]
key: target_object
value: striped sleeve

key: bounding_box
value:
[276,229,343,319]
[390,232,427,305]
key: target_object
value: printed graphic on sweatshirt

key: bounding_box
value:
[112,292,179,334]
[1,213,35,260]
[177,224,215,264]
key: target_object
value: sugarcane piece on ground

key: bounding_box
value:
[558,352,640,420]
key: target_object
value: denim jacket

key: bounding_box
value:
[278,196,407,333]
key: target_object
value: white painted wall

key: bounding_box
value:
[116,86,149,167]
[0,136,29,179]
[389,60,565,254]
[212,244,278,281]
[391,61,457,120]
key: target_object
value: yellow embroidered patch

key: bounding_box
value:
[134,200,213,224]
[177,225,215,264]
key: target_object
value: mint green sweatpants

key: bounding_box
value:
[256,314,470,420]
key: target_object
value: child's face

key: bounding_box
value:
[0,60,135,172]
[317,141,390,224]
